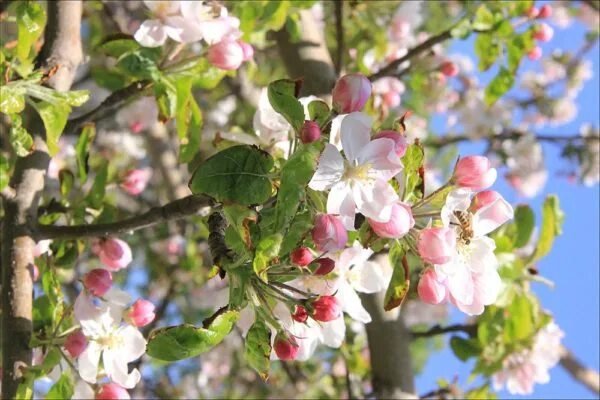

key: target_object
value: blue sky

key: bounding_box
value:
[417,4,600,399]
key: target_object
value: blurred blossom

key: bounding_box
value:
[504,135,548,198]
[116,97,159,134]
[96,130,147,160]
[580,124,600,186]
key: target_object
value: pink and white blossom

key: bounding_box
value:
[64,330,88,358]
[126,299,156,327]
[312,214,348,252]
[95,383,130,400]
[273,332,300,361]
[120,168,152,196]
[454,155,497,190]
[332,74,372,114]
[84,269,113,297]
[367,201,414,239]
[417,227,457,265]
[96,238,133,271]
[308,112,402,230]
[207,38,245,70]
[417,268,447,305]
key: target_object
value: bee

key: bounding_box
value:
[453,210,474,244]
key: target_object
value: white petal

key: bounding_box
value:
[144,0,180,15]
[466,237,497,274]
[337,283,371,323]
[341,112,372,163]
[74,292,104,338]
[329,114,346,150]
[164,16,203,43]
[446,262,474,305]
[351,261,388,293]
[308,144,344,191]
[200,17,241,45]
[476,266,502,305]
[72,380,95,400]
[320,317,345,348]
[77,342,102,384]
[473,197,515,237]
[103,348,141,389]
[356,137,402,172]
[441,188,472,227]
[134,20,167,48]
[327,183,356,230]
[352,180,398,222]
[117,325,147,362]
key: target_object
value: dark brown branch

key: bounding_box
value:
[369,29,452,81]
[559,345,600,395]
[411,323,477,339]
[2,2,82,398]
[334,0,345,76]
[35,195,212,240]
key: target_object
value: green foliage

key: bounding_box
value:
[474,34,501,72]
[267,79,304,133]
[504,293,534,342]
[383,241,409,311]
[46,372,74,400]
[189,145,274,205]
[9,114,33,156]
[86,160,108,209]
[531,195,564,261]
[512,205,535,248]
[30,101,70,156]
[244,321,272,380]
[75,124,96,184]
[450,336,481,361]
[472,5,497,31]
[0,85,26,114]
[485,67,515,106]
[253,233,283,282]
[401,143,425,202]
[16,1,46,71]
[279,211,313,256]
[0,154,9,190]
[307,100,331,126]
[146,310,239,362]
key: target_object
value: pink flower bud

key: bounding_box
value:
[533,23,554,42]
[454,155,497,190]
[64,330,88,358]
[417,227,456,265]
[130,121,143,134]
[96,383,130,400]
[440,61,459,77]
[290,247,314,267]
[292,305,308,323]
[313,258,336,276]
[417,268,447,305]
[538,4,552,18]
[274,332,299,360]
[368,202,414,239]
[373,130,408,158]
[525,6,539,19]
[120,169,151,196]
[312,214,348,252]
[207,38,244,70]
[98,238,133,271]
[126,299,156,327]
[84,268,113,297]
[332,73,372,113]
[238,40,254,62]
[383,91,401,108]
[311,295,341,322]
[300,120,321,144]
[528,46,542,61]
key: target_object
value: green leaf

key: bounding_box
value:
[507,31,534,72]
[285,14,302,43]
[474,34,501,72]
[504,294,534,341]
[402,143,424,202]
[532,195,564,261]
[174,76,194,139]
[0,154,9,191]
[279,211,313,256]
[179,96,203,163]
[75,124,96,184]
[253,233,283,282]
[223,204,258,252]
[450,336,480,361]
[86,160,108,209]
[267,79,304,132]
[513,205,535,248]
[16,2,46,64]
[154,77,178,121]
[189,145,274,205]
[244,320,272,380]
[383,241,409,311]
[117,48,161,80]
[146,310,239,362]
[46,372,74,400]
[450,18,472,39]
[91,66,130,90]
[274,142,322,232]
[307,100,330,126]
[472,5,495,31]
[9,114,33,156]
[484,67,515,106]
[59,169,74,197]
[30,101,70,156]
[99,37,140,58]
[0,85,26,114]
[466,384,497,400]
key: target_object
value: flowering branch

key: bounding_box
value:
[424,130,597,149]
[35,195,212,240]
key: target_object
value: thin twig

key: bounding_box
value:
[559,345,600,395]
[334,0,345,76]
[35,194,212,240]
[411,323,477,339]
[424,130,598,149]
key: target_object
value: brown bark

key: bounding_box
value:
[559,345,600,395]
[1,2,82,398]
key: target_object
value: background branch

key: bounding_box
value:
[559,345,600,395]
[424,130,597,149]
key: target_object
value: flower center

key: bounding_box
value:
[97,332,123,349]
[343,162,371,182]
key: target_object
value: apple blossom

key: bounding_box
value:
[525,6,539,19]
[33,239,51,257]
[120,168,152,196]
[97,238,133,271]
[308,112,402,230]
[311,295,342,322]
[84,269,113,297]
[179,2,241,45]
[372,130,408,158]
[64,330,88,358]
[453,155,497,190]
[367,201,414,239]
[133,1,185,47]
[538,4,553,19]
[207,38,245,70]
[96,383,130,400]
[417,227,457,265]
[273,332,299,360]
[417,268,447,305]
[239,41,254,61]
[528,46,543,61]
[31,264,39,282]
[292,305,309,323]
[74,291,146,388]
[312,214,348,251]
[126,299,156,327]
[372,77,405,111]
[300,120,321,144]
[313,257,336,276]
[533,23,554,42]
[115,97,159,134]
[469,190,514,233]
[332,74,372,113]
[440,61,459,77]
[290,247,314,267]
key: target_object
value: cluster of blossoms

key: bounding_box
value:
[134,1,253,70]
[251,73,515,360]
[492,322,565,395]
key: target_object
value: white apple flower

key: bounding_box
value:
[308,112,402,230]
[74,290,146,389]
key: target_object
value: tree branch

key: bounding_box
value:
[559,345,600,395]
[334,0,345,76]
[35,194,212,240]
[424,130,598,149]
[2,2,82,398]
[411,323,476,339]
